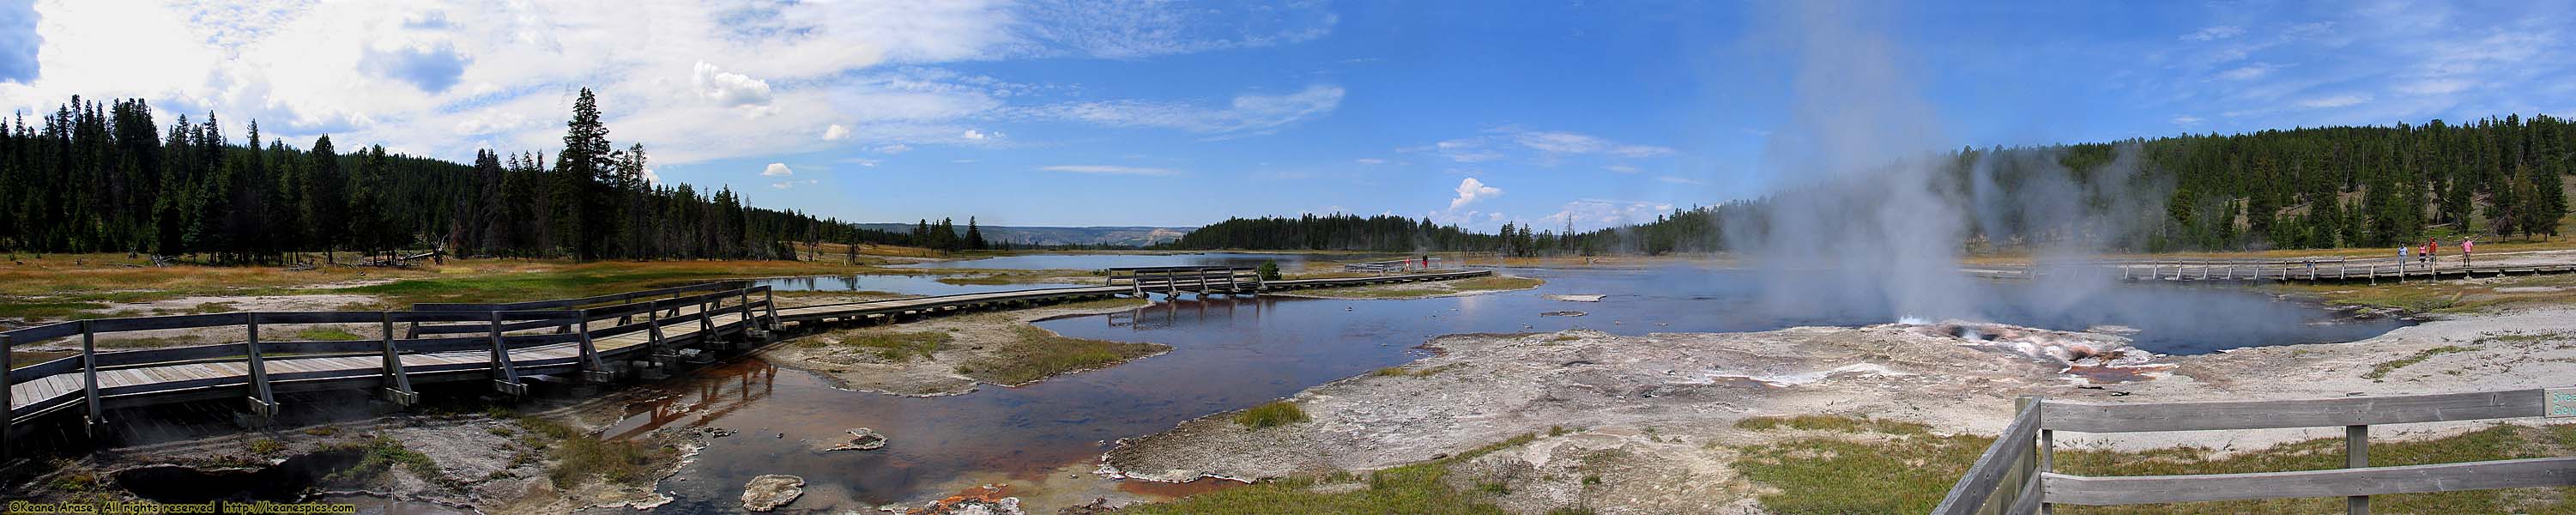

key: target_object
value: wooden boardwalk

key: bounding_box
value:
[1968,256,2576,283]
[0,269,1491,458]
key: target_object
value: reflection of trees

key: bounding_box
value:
[608,360,777,440]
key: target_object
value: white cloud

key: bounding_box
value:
[1542,199,1677,231]
[0,1,1338,170]
[762,162,794,176]
[1421,126,1673,165]
[961,129,995,140]
[2215,63,2278,81]
[770,179,818,190]
[1448,177,1502,210]
[821,124,850,141]
[1605,164,1639,173]
[872,143,911,154]
[840,157,880,167]
[1354,158,1387,165]
[640,167,660,184]
[1024,84,1344,135]
[1655,175,1705,185]
[1039,165,1179,176]
[692,61,775,107]
[2180,26,2245,41]
[2298,94,2370,108]
[2170,115,2203,126]
[2396,79,2471,95]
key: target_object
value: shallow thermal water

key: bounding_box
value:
[886,251,1353,270]
[615,264,2407,512]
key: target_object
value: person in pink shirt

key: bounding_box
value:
[2462,239,2475,265]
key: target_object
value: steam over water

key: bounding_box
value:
[629,265,2402,513]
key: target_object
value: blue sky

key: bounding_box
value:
[3,1,2572,230]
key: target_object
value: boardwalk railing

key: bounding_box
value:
[1934,387,2576,514]
[2002,255,2576,283]
[1105,266,1266,296]
[1344,258,1446,274]
[1,283,778,462]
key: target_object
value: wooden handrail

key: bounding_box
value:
[1938,386,2576,514]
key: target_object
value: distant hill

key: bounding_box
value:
[854,223,1194,247]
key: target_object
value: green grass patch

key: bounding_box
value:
[512,415,674,488]
[321,436,441,486]
[294,327,368,342]
[934,275,1019,285]
[1234,400,1310,428]
[247,438,287,456]
[2363,345,2475,379]
[1116,433,1547,515]
[957,324,1164,385]
[1372,363,1466,378]
[1734,415,2576,514]
[1451,276,1544,292]
[837,330,951,362]
[1734,415,1933,435]
[0,301,108,319]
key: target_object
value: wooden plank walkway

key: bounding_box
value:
[0,269,1493,457]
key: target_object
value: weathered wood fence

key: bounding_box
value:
[1996,256,2576,283]
[1935,387,2576,514]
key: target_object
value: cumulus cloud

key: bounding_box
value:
[692,61,774,107]
[0,1,1339,169]
[1038,165,1178,176]
[822,124,850,141]
[762,162,794,176]
[1448,177,1502,210]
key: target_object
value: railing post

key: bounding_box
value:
[378,312,415,407]
[2,334,13,462]
[738,288,753,326]
[577,312,608,383]
[765,288,779,329]
[244,313,279,420]
[487,312,525,396]
[2348,424,2369,515]
[80,320,104,433]
[699,296,716,335]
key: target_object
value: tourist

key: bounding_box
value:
[2463,239,2475,265]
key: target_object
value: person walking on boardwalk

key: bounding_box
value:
[2462,239,2475,265]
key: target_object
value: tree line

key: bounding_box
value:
[0,90,986,264]
[1170,115,2572,256]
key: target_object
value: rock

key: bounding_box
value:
[740,474,805,512]
[824,427,887,451]
[1544,294,1605,302]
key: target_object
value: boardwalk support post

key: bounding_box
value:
[2,334,12,462]
[378,312,416,407]
[2348,424,2370,515]
[243,313,280,424]
[765,288,781,330]
[577,315,611,383]
[81,320,106,435]
[487,312,526,396]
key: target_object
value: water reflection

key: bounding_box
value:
[751,274,1078,296]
